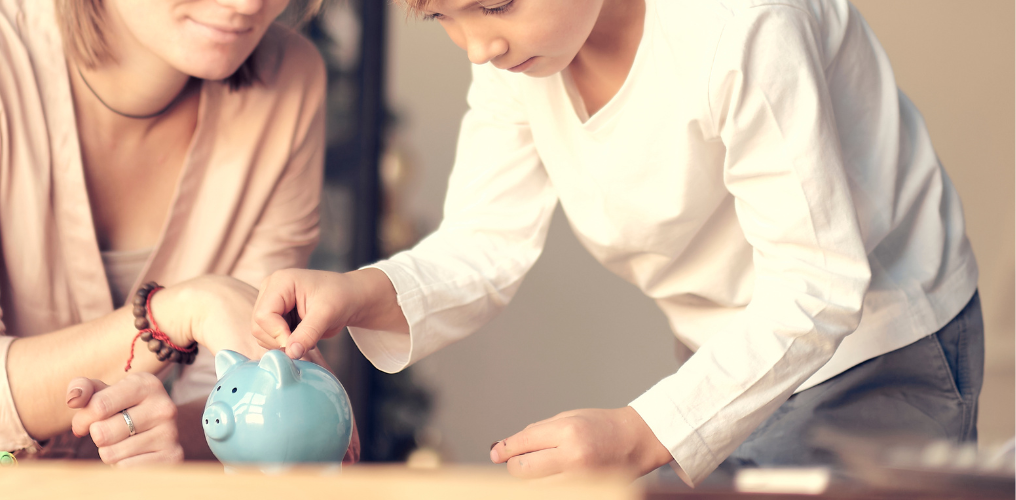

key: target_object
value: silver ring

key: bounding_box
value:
[121,409,137,437]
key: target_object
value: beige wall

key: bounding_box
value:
[850,0,1015,448]
[385,1,1016,463]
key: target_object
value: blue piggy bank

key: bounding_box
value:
[202,350,353,467]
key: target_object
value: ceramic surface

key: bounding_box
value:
[202,350,352,466]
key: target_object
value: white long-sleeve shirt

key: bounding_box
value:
[350,0,978,484]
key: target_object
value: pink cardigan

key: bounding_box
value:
[0,1,325,453]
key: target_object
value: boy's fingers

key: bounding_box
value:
[251,274,299,342]
[285,317,329,359]
[492,422,562,463]
[506,448,566,479]
[251,296,296,350]
[252,314,290,350]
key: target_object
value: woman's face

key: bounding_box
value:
[423,0,605,78]
[105,0,290,80]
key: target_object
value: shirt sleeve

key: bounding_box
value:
[629,6,872,485]
[348,64,558,373]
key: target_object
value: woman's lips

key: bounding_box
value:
[186,18,253,43]
[508,57,537,73]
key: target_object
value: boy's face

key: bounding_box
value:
[422,0,605,77]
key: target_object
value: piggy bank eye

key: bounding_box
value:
[231,388,237,393]
[216,386,221,391]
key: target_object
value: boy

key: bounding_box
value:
[251,0,981,484]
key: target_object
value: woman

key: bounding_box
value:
[0,0,354,465]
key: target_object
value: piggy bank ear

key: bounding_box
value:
[215,350,250,380]
[258,350,300,388]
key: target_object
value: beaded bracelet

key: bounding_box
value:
[125,281,198,371]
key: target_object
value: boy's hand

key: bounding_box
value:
[489,406,672,479]
[252,268,407,359]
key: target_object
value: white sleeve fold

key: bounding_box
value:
[349,64,557,373]
[631,6,871,485]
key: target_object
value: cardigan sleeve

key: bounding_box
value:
[228,35,326,288]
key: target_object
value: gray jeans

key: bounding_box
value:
[666,291,984,484]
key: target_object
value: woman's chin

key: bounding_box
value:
[172,55,252,82]
[183,65,246,81]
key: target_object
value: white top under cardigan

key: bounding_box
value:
[350,0,978,484]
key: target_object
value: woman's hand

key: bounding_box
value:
[489,406,673,479]
[66,374,183,466]
[152,275,267,360]
[251,268,407,359]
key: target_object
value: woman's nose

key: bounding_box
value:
[465,34,508,65]
[215,0,264,15]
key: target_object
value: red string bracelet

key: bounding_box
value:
[125,282,198,372]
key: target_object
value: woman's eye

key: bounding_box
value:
[481,0,515,16]
[423,12,445,21]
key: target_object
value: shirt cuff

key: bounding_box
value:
[630,387,722,486]
[0,336,42,454]
[347,262,418,374]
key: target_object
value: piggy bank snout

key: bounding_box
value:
[202,402,235,441]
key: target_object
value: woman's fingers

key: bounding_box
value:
[110,446,185,468]
[66,372,184,467]
[71,373,159,438]
[66,377,106,410]
[88,396,178,447]
[68,378,110,436]
[98,422,183,466]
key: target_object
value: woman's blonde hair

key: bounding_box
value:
[54,0,324,91]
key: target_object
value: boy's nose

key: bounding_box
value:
[466,35,508,65]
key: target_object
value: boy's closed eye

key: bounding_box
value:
[422,0,516,21]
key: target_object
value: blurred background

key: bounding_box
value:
[304,0,1015,465]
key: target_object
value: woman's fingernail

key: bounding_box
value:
[490,447,498,463]
[66,388,83,405]
[289,343,306,359]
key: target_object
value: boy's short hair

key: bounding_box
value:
[55,0,323,91]
[397,0,432,17]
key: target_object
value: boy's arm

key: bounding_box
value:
[253,63,558,372]
[627,6,872,485]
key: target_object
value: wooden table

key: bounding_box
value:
[3,462,1012,499]
[2,462,640,500]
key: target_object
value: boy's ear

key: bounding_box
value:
[214,350,250,379]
